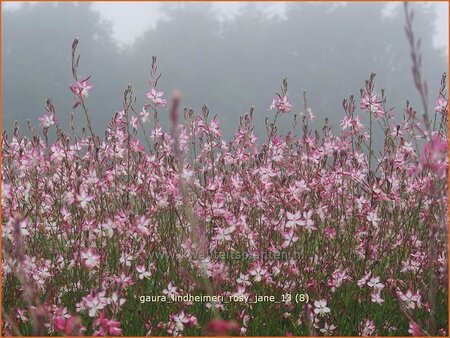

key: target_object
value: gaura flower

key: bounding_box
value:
[146,87,167,107]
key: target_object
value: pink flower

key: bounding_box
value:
[16,308,28,322]
[327,269,351,292]
[370,291,384,304]
[204,319,240,336]
[94,313,122,336]
[54,315,82,336]
[110,292,126,308]
[419,134,448,174]
[408,321,422,336]
[324,227,336,238]
[285,211,302,228]
[359,319,376,336]
[130,115,139,130]
[81,248,100,269]
[236,273,251,286]
[367,276,384,291]
[249,264,268,282]
[107,321,122,336]
[399,289,419,309]
[76,188,94,209]
[146,87,167,107]
[434,94,448,115]
[270,94,292,113]
[139,109,150,123]
[232,286,247,299]
[84,292,108,317]
[70,77,93,98]
[300,210,317,231]
[361,92,385,118]
[438,328,447,336]
[282,229,299,248]
[119,252,133,267]
[213,226,234,243]
[166,311,197,335]
[366,210,380,228]
[340,115,364,132]
[162,282,179,299]
[135,216,151,235]
[54,316,67,332]
[39,112,57,128]
[320,323,337,335]
[136,265,151,280]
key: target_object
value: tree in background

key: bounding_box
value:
[2,3,124,133]
[128,2,446,142]
[3,2,447,144]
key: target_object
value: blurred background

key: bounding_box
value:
[2,1,448,143]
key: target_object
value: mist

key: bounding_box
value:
[2,2,448,148]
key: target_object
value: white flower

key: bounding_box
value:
[301,210,317,231]
[236,273,251,286]
[371,292,384,304]
[162,282,179,299]
[320,323,337,335]
[86,293,108,317]
[366,210,380,227]
[232,286,247,299]
[110,292,126,306]
[367,276,384,291]
[119,252,133,267]
[314,299,331,316]
[140,109,150,123]
[171,311,190,333]
[136,265,151,280]
[80,249,100,269]
[249,265,267,282]
[286,211,302,228]
[39,113,56,128]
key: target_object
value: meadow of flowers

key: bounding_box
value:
[2,12,449,336]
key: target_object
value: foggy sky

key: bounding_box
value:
[3,1,448,50]
[2,1,448,149]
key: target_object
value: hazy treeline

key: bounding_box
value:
[2,2,447,142]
